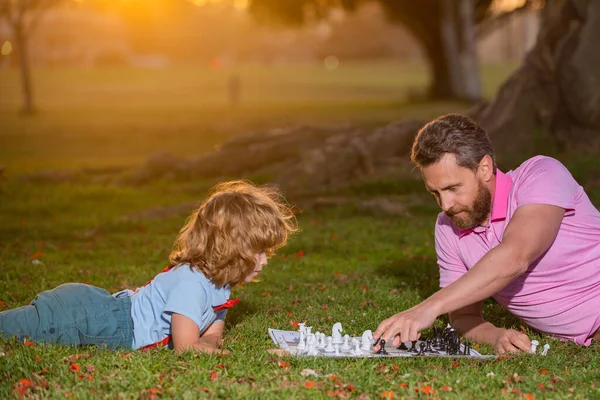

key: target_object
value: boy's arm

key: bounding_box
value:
[171,313,229,354]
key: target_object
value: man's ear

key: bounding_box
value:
[478,155,494,182]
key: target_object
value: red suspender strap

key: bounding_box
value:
[213,298,240,311]
[139,266,240,351]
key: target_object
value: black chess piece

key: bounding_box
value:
[397,342,408,350]
[376,339,388,355]
[463,340,471,356]
[432,326,441,347]
[409,340,418,353]
[372,336,382,347]
[425,339,433,352]
[425,339,438,354]
[418,342,426,356]
[439,337,446,351]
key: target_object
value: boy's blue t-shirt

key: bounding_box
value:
[118,264,231,350]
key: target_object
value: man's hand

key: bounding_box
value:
[493,328,531,354]
[373,303,439,348]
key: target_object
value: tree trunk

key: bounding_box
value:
[13,20,34,114]
[474,0,600,152]
[440,0,466,98]
[458,0,482,101]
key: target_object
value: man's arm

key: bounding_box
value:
[171,313,228,354]
[375,203,564,345]
[449,302,531,353]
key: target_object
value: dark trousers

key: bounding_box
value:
[0,283,133,349]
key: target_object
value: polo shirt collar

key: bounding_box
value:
[458,169,513,238]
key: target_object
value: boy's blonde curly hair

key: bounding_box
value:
[170,180,297,287]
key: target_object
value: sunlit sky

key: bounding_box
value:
[70,0,527,13]
[190,0,249,9]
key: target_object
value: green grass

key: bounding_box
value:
[0,60,515,173]
[1,61,600,399]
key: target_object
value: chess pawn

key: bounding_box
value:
[541,344,550,356]
[409,340,418,353]
[351,340,363,356]
[341,334,352,351]
[376,339,388,355]
[397,342,408,350]
[324,337,335,352]
[334,344,341,356]
[530,340,539,354]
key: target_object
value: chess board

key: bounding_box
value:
[268,328,496,359]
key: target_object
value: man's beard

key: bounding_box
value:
[446,181,492,230]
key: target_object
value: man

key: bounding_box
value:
[374,114,600,354]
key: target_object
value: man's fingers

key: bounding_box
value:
[374,317,395,339]
[511,333,532,353]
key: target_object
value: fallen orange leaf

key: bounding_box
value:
[380,391,395,398]
[304,381,316,388]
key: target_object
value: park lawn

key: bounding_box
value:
[1,61,600,398]
[0,60,515,173]
[1,165,600,399]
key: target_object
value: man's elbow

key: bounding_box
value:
[506,254,530,277]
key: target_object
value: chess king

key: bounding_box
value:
[374,114,600,354]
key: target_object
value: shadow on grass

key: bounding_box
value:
[224,299,259,330]
[373,255,524,330]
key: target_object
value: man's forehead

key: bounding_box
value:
[422,155,474,188]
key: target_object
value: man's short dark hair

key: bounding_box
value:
[411,114,496,173]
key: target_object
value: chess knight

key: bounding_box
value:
[375,114,600,355]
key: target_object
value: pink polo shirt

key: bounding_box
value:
[435,156,600,345]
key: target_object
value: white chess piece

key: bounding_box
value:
[334,343,340,356]
[297,334,306,351]
[530,340,539,354]
[541,344,550,356]
[350,340,363,356]
[324,337,335,352]
[317,334,326,349]
[306,326,312,335]
[361,330,374,352]
[307,343,320,356]
[340,334,352,351]
[332,322,343,344]
[298,322,306,334]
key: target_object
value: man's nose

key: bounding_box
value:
[440,194,454,212]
